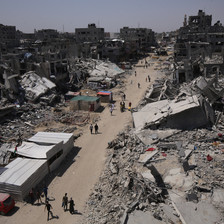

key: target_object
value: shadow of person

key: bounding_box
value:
[73,210,82,215]
[47,196,55,201]
[95,132,102,135]
[49,215,59,220]
[34,202,42,206]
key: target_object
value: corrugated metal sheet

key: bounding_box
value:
[0,158,48,200]
[28,132,73,145]
[0,158,46,185]
[7,141,63,159]
[70,95,100,102]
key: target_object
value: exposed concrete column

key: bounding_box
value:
[176,70,179,84]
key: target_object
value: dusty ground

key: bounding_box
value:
[1,56,165,224]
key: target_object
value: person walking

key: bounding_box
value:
[45,200,53,221]
[69,197,75,214]
[94,123,98,134]
[62,193,68,211]
[122,101,125,111]
[123,93,126,101]
[90,124,93,134]
[29,188,35,205]
[36,189,42,204]
[120,102,123,112]
[110,107,113,115]
[138,83,140,88]
[43,186,48,201]
[135,71,137,77]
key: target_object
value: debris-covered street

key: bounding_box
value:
[1,6,224,224]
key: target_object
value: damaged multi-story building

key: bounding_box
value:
[120,26,156,53]
[174,10,224,83]
[0,24,20,54]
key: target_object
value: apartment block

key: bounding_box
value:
[75,24,105,43]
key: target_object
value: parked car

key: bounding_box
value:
[0,193,15,215]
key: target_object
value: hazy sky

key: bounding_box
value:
[0,0,224,33]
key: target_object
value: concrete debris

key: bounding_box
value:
[0,102,89,149]
[0,144,12,165]
[127,210,166,224]
[169,193,223,224]
[67,58,124,90]
[86,124,224,224]
[133,95,215,131]
[20,71,56,102]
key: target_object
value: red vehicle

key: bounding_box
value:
[0,193,15,215]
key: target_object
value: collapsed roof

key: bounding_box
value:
[89,60,125,79]
[20,71,56,102]
[133,95,215,131]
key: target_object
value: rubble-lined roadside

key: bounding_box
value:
[0,101,96,149]
[86,126,224,224]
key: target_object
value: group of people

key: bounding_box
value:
[62,193,75,214]
[28,186,55,221]
[90,123,99,134]
[28,187,47,205]
[44,192,76,221]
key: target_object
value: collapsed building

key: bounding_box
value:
[174,10,224,84]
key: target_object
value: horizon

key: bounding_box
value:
[0,0,224,33]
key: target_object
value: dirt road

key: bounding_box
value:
[1,57,162,223]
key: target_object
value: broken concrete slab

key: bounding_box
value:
[133,95,215,131]
[127,210,166,224]
[169,192,222,224]
[184,149,193,160]
[20,71,56,102]
[135,129,180,146]
[141,169,156,183]
[161,204,181,224]
[138,150,159,165]
[212,189,224,209]
[177,141,185,157]
[164,168,194,192]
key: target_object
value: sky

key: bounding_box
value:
[0,0,224,33]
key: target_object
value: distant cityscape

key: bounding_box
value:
[0,9,224,95]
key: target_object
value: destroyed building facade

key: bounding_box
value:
[120,26,156,53]
[0,24,19,51]
[75,23,105,43]
[175,9,224,61]
[173,10,224,83]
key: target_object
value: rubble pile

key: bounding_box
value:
[86,129,174,224]
[86,124,224,224]
[0,102,89,148]
[68,58,125,89]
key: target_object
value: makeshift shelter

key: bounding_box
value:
[7,132,73,173]
[70,95,101,111]
[0,158,48,200]
[97,91,113,103]
[64,91,81,102]
[28,132,74,171]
